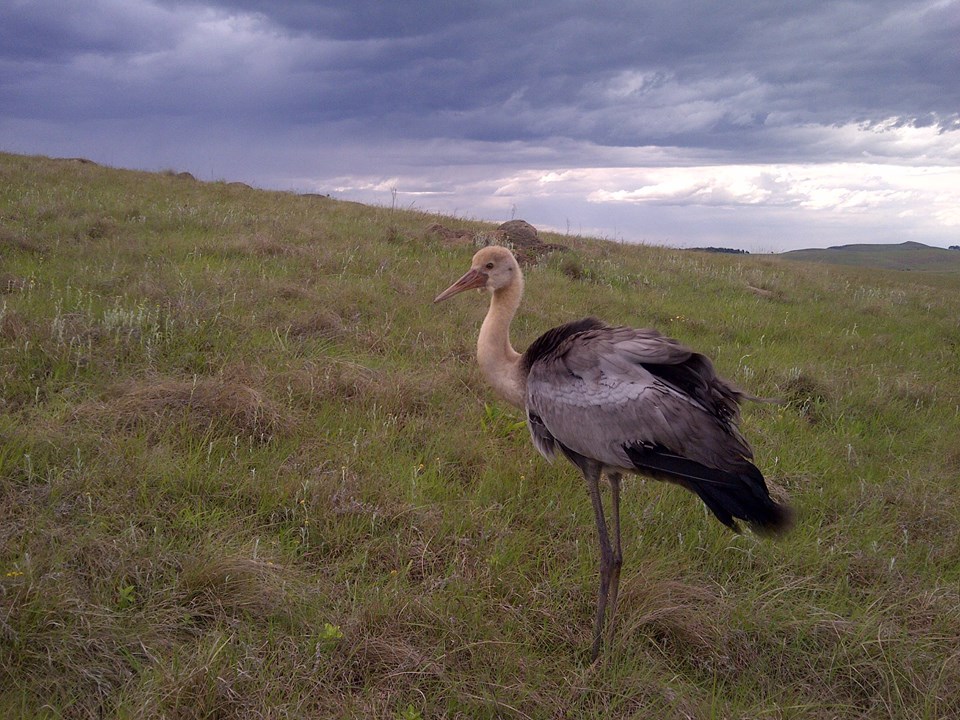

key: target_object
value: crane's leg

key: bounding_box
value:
[584,464,613,661]
[605,472,624,648]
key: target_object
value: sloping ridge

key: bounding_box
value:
[778,241,960,272]
[822,241,928,252]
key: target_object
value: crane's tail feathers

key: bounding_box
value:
[623,443,793,536]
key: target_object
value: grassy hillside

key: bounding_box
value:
[2,152,960,719]
[778,241,960,273]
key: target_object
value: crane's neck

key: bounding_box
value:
[477,275,526,410]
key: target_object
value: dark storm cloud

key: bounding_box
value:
[170,0,490,40]
[0,1,173,61]
[4,1,957,150]
[1,1,958,250]
[181,0,960,144]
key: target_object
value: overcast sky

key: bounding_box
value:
[2,1,959,251]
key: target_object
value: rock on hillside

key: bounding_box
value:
[427,219,565,264]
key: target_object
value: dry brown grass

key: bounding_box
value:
[289,309,347,339]
[178,553,299,624]
[1,226,44,254]
[76,372,292,440]
[282,357,441,419]
[614,564,723,657]
[0,309,27,341]
[0,272,30,294]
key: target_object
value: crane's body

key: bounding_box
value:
[434,245,792,659]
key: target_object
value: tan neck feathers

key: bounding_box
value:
[476,272,526,409]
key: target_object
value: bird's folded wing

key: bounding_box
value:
[525,328,752,472]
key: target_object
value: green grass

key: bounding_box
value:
[2,152,960,718]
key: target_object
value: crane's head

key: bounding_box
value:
[433,245,521,302]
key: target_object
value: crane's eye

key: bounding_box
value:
[485,262,494,270]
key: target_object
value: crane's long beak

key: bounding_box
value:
[433,268,488,303]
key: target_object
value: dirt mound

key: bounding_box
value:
[490,220,567,264]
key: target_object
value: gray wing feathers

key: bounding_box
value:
[527,409,559,462]
[525,325,752,471]
[561,328,689,375]
[609,330,693,365]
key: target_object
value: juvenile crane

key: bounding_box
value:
[434,245,792,659]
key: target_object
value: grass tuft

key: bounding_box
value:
[76,373,292,441]
[179,553,299,624]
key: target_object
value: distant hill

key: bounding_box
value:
[777,241,960,272]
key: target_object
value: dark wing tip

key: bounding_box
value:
[749,500,795,538]
[622,442,794,538]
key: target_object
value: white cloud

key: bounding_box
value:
[778,117,960,164]
[584,162,960,220]
[296,142,960,249]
